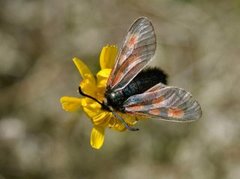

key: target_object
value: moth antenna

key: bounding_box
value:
[112,111,139,131]
[78,87,103,105]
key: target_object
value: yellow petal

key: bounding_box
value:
[81,98,104,121]
[92,111,110,126]
[83,106,100,119]
[107,115,126,131]
[96,69,111,88]
[73,57,96,83]
[80,78,97,98]
[112,122,126,132]
[90,126,105,149]
[100,45,118,69]
[96,69,111,80]
[60,96,83,112]
[122,114,138,125]
[96,87,105,102]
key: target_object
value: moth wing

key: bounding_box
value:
[107,17,156,91]
[123,84,202,122]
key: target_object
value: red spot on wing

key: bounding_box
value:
[112,71,123,87]
[168,108,184,118]
[112,53,138,86]
[152,96,164,104]
[127,105,145,111]
[128,35,137,46]
[149,109,161,115]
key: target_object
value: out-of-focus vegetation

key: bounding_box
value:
[0,0,240,178]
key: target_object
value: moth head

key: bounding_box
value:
[110,92,116,98]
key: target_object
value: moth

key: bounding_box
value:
[79,17,202,131]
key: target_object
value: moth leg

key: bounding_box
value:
[112,111,139,131]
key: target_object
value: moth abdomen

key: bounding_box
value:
[123,67,168,97]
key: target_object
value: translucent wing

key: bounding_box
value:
[123,84,202,122]
[107,17,156,91]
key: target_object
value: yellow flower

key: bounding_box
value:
[60,45,138,149]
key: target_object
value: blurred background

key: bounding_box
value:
[0,0,240,178]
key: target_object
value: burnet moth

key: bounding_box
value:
[79,17,202,131]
